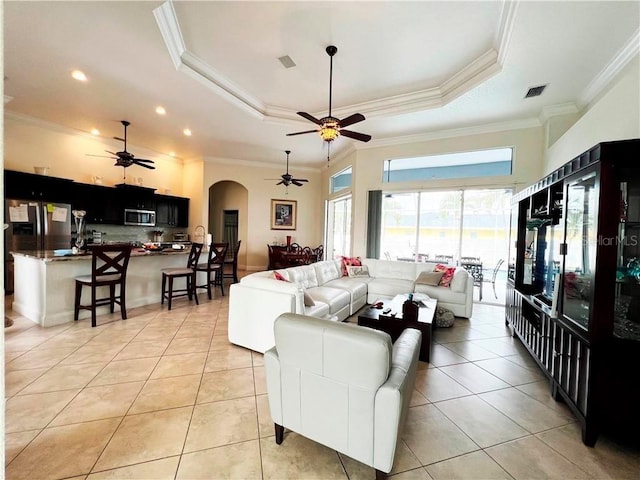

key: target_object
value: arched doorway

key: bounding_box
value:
[209,181,248,270]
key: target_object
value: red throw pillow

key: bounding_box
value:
[341,256,362,276]
[434,263,456,287]
[274,271,288,281]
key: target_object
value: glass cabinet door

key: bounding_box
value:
[562,170,597,332]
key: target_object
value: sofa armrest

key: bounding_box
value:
[373,328,421,473]
[264,347,282,425]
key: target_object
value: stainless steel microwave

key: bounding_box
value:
[124,209,156,226]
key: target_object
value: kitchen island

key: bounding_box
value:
[11,249,193,327]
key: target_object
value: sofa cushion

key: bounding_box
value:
[434,264,456,287]
[347,265,370,278]
[414,284,465,304]
[303,291,316,306]
[286,265,319,288]
[324,277,369,300]
[306,286,350,314]
[367,278,415,299]
[340,256,362,276]
[449,268,469,293]
[415,271,444,286]
[304,301,330,317]
[314,260,341,285]
[368,260,417,281]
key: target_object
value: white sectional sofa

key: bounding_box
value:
[228,258,473,353]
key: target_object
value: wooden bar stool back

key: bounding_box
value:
[223,240,242,284]
[161,242,203,310]
[196,242,228,299]
[74,244,133,327]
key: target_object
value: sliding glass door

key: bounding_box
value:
[327,196,352,259]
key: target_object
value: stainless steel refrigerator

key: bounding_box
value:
[4,199,72,293]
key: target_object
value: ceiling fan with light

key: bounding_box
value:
[266,150,308,187]
[87,120,156,171]
[287,45,371,145]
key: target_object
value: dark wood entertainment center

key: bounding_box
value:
[506,139,640,446]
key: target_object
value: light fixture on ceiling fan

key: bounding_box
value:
[287,45,371,162]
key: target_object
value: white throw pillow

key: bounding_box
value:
[347,265,370,278]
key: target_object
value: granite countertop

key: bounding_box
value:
[11,248,190,262]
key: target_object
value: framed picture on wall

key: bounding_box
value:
[271,199,297,230]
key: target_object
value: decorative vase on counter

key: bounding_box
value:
[72,210,87,251]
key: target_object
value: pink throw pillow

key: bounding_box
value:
[434,263,456,287]
[274,271,288,281]
[341,256,362,276]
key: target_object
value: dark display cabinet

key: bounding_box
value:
[506,139,640,446]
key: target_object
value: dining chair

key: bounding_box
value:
[223,240,242,283]
[434,254,454,264]
[196,242,228,299]
[161,242,203,310]
[482,259,504,300]
[74,244,133,327]
[313,244,324,262]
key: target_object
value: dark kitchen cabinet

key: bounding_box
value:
[4,170,75,203]
[506,139,640,446]
[71,184,122,225]
[156,195,189,228]
[118,184,157,211]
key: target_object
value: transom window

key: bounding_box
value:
[383,147,513,182]
[331,166,352,193]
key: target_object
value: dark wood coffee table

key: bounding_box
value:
[357,294,436,362]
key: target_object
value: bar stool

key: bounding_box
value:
[223,240,242,284]
[74,244,133,327]
[161,242,203,310]
[196,242,228,299]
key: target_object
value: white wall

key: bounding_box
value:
[202,158,323,270]
[324,126,545,258]
[544,57,640,173]
[4,114,185,193]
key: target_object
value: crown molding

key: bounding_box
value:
[359,117,541,149]
[495,0,519,65]
[580,28,640,107]
[5,111,185,163]
[203,155,321,173]
[153,0,517,122]
[538,102,580,124]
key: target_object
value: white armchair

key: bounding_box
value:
[264,313,422,479]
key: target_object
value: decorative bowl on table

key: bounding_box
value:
[143,243,164,252]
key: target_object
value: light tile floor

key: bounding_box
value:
[4,279,640,479]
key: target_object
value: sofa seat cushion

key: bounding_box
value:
[304,301,330,318]
[324,277,369,300]
[414,284,466,304]
[365,259,416,280]
[306,286,351,314]
[367,278,415,299]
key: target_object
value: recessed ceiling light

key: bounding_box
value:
[169,151,176,157]
[90,128,100,136]
[71,70,87,82]
[155,106,166,115]
[183,128,192,137]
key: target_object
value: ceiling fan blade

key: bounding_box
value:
[276,180,285,185]
[286,129,318,137]
[292,178,308,183]
[113,136,126,142]
[133,158,154,163]
[87,154,117,159]
[105,150,119,155]
[297,112,323,125]
[292,180,303,186]
[134,161,156,170]
[339,113,366,128]
[340,129,372,142]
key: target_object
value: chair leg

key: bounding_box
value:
[274,423,284,444]
[479,283,483,302]
[206,269,212,300]
[161,274,167,305]
[168,277,174,310]
[375,469,388,480]
[74,281,82,321]
[91,285,97,328]
[233,263,238,284]
[192,273,199,305]
[219,270,225,296]
[492,281,498,299]
[120,282,127,320]
[109,284,116,313]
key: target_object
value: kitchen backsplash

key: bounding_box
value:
[85,224,186,243]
